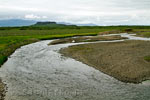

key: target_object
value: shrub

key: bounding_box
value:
[124,28,133,32]
[144,56,150,62]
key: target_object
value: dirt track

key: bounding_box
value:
[60,40,150,83]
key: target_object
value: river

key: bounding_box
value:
[0,33,150,100]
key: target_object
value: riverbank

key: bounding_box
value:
[0,79,5,100]
[60,40,150,83]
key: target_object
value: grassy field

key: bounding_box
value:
[0,26,150,67]
[137,32,150,37]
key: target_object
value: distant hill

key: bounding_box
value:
[35,22,57,25]
[33,21,66,27]
[32,21,77,27]
[0,19,97,27]
[0,19,36,27]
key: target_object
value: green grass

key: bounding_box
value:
[0,29,104,36]
[137,32,150,37]
[144,56,150,62]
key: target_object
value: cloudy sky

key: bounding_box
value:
[0,0,150,25]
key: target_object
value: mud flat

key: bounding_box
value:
[60,40,150,83]
[49,35,127,45]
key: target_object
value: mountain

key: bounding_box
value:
[33,21,66,27]
[32,21,77,27]
[0,19,37,27]
[35,22,57,25]
[0,19,97,27]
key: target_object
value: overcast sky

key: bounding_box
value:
[0,0,150,25]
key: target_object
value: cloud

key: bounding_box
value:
[24,14,47,19]
[0,0,150,25]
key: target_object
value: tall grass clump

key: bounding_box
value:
[144,56,150,62]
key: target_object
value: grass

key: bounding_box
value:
[0,29,104,36]
[137,32,150,37]
[144,56,150,62]
[0,38,39,66]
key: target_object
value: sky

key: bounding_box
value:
[0,0,150,25]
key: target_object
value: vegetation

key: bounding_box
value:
[137,32,150,37]
[144,56,150,62]
[0,24,150,67]
[0,79,5,100]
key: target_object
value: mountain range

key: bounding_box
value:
[0,19,37,27]
[0,19,97,27]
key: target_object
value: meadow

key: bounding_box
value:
[0,25,150,66]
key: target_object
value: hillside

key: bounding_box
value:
[32,21,76,27]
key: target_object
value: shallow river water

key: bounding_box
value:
[0,33,150,100]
